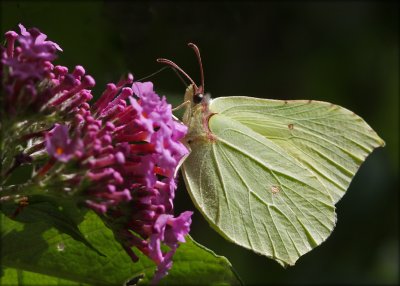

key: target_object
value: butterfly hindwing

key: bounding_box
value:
[182,112,336,266]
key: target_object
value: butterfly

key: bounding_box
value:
[157,43,385,266]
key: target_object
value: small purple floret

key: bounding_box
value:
[45,124,82,162]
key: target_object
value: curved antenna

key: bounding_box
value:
[156,58,198,90]
[135,66,169,82]
[171,66,191,88]
[188,43,204,94]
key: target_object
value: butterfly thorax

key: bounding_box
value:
[182,84,215,144]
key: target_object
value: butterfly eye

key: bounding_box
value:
[193,93,204,104]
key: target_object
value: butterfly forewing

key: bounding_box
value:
[209,97,385,203]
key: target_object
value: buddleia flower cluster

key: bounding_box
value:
[0,24,192,283]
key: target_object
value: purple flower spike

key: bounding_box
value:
[45,124,82,162]
[2,24,192,283]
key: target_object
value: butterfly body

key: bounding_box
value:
[182,84,215,145]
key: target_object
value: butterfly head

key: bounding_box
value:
[193,90,204,104]
[157,43,206,106]
[183,84,210,108]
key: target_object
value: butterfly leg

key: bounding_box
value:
[172,100,191,112]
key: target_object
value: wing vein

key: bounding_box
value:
[218,145,266,253]
[212,144,235,234]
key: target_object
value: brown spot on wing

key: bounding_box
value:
[271,185,280,195]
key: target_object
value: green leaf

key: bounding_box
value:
[1,210,241,285]
[140,237,242,285]
[0,194,104,257]
[0,268,88,286]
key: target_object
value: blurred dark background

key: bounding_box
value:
[1,1,398,285]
